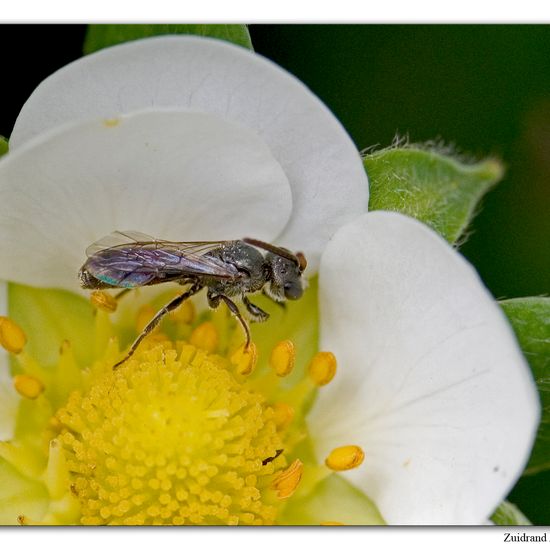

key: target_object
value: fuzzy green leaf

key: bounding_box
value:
[501,297,550,475]
[365,147,504,243]
[491,500,532,526]
[84,24,253,55]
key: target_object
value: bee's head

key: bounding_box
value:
[265,249,307,301]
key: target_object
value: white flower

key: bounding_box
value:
[0,35,539,525]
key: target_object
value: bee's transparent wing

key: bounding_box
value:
[86,230,228,257]
[86,230,160,256]
[84,231,240,288]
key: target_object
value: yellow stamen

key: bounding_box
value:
[45,439,71,499]
[190,321,219,353]
[230,343,257,376]
[169,298,195,324]
[308,352,337,386]
[272,402,295,431]
[0,316,26,354]
[90,291,118,313]
[269,340,295,377]
[136,305,157,333]
[325,445,365,471]
[13,374,44,399]
[271,459,303,499]
[320,521,345,526]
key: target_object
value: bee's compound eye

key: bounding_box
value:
[284,282,303,300]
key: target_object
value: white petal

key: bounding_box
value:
[10,36,368,269]
[0,110,291,291]
[309,211,539,525]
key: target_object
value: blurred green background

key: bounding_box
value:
[1,24,548,524]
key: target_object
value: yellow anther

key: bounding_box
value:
[308,351,337,386]
[0,316,26,354]
[230,343,257,376]
[269,340,295,377]
[13,374,44,399]
[325,445,365,471]
[272,402,295,430]
[320,521,345,526]
[190,322,219,353]
[271,459,303,499]
[136,305,157,333]
[170,298,195,324]
[90,291,118,313]
[103,118,120,127]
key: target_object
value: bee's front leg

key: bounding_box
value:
[262,288,287,310]
[242,296,269,322]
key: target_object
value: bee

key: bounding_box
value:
[79,231,307,369]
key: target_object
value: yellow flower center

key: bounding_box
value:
[54,341,286,525]
[1,287,366,526]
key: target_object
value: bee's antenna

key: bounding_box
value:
[295,252,307,273]
[243,238,302,267]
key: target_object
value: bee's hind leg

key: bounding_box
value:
[113,283,203,370]
[208,292,251,349]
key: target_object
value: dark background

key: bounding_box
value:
[0,24,548,524]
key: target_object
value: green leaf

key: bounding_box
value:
[365,147,504,243]
[500,297,550,475]
[279,472,385,525]
[491,500,532,525]
[84,24,253,55]
[0,136,8,157]
[8,283,95,368]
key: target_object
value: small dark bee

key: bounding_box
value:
[79,231,307,369]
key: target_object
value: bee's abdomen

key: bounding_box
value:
[79,266,113,289]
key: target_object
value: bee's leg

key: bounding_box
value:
[113,283,203,370]
[242,296,269,322]
[114,288,132,301]
[262,448,284,466]
[262,288,287,310]
[208,292,251,349]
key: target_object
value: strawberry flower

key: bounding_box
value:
[0,35,539,525]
